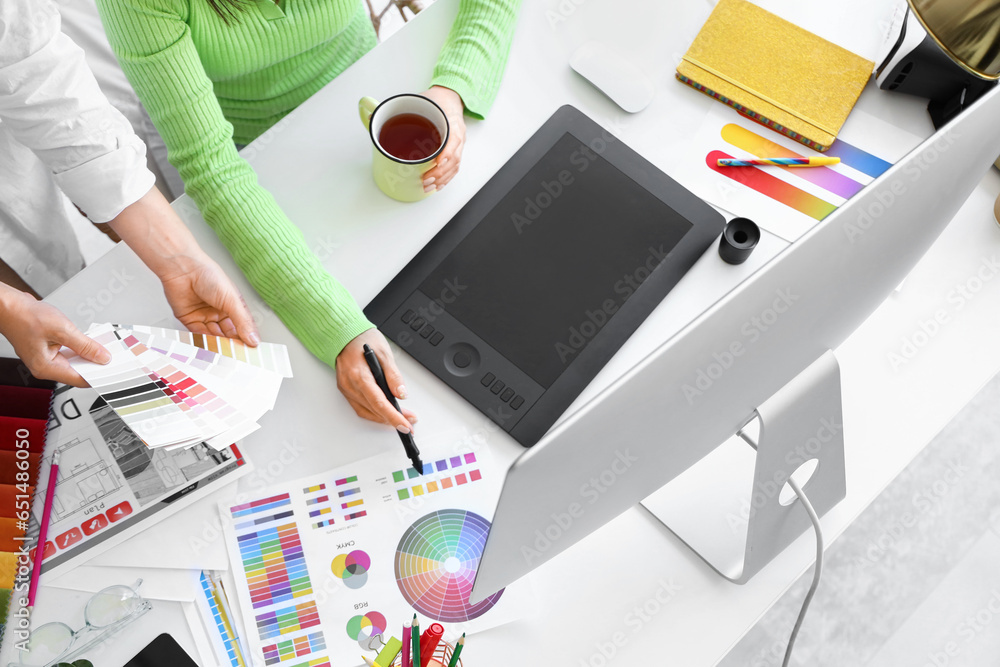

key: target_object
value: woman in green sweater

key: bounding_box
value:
[95,0,520,431]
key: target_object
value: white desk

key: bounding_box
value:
[5,0,1000,665]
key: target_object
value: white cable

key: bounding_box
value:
[781,476,824,667]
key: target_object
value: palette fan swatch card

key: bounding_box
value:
[219,447,530,666]
[67,323,291,450]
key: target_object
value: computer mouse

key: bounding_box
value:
[570,41,655,113]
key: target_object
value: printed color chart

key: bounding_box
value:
[257,600,322,640]
[393,453,481,500]
[395,509,504,622]
[227,492,333,666]
[262,631,327,665]
[303,476,367,529]
[198,572,243,667]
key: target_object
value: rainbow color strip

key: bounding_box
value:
[708,150,837,221]
[708,123,895,222]
[720,124,865,199]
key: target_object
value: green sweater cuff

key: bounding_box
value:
[431,0,521,119]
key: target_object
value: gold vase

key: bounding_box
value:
[908,0,1000,79]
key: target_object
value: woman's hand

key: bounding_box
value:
[336,329,418,431]
[159,252,259,345]
[0,285,110,387]
[420,86,466,192]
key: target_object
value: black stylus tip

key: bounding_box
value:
[413,459,424,475]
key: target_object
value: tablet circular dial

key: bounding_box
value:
[444,343,481,376]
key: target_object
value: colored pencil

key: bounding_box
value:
[27,450,59,611]
[447,634,465,667]
[716,157,840,167]
[362,657,376,667]
[412,615,421,667]
[402,619,411,667]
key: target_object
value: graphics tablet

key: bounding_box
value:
[365,105,724,446]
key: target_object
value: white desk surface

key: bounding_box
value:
[5,0,1000,665]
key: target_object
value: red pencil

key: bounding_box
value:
[27,450,60,611]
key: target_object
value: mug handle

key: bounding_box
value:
[359,97,379,131]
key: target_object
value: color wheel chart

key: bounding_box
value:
[706,122,891,222]
[392,453,482,501]
[394,509,504,622]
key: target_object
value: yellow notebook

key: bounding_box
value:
[676,0,874,151]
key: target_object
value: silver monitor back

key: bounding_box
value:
[471,85,1000,602]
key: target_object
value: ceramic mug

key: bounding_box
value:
[359,94,449,202]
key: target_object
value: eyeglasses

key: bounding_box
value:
[11,580,152,667]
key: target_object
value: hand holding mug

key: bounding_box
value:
[418,86,466,192]
[359,91,454,202]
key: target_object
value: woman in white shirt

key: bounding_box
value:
[0,0,257,385]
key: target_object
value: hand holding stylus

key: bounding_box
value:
[337,330,418,431]
[362,343,424,474]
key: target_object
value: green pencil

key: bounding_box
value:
[447,634,465,667]
[412,614,421,667]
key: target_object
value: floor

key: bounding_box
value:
[719,370,1000,666]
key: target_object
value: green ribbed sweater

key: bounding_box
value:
[96,0,520,367]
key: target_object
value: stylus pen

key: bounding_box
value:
[363,344,423,474]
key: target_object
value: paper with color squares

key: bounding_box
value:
[67,323,292,450]
[218,445,532,667]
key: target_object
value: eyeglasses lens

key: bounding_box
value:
[20,623,74,666]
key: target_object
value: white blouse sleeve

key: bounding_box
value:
[0,0,154,223]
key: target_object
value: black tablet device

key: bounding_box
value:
[365,105,724,446]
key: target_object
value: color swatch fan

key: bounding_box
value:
[67,323,292,450]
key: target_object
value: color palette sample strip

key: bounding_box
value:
[707,124,892,221]
[199,571,243,667]
[0,366,53,634]
[262,631,327,665]
[256,600,322,640]
[393,452,482,501]
[84,326,202,447]
[129,325,293,378]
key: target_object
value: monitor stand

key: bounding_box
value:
[641,351,846,583]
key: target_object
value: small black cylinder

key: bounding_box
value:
[719,217,760,265]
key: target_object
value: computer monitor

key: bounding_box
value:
[471,84,1000,602]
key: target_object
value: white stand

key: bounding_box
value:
[641,351,845,583]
